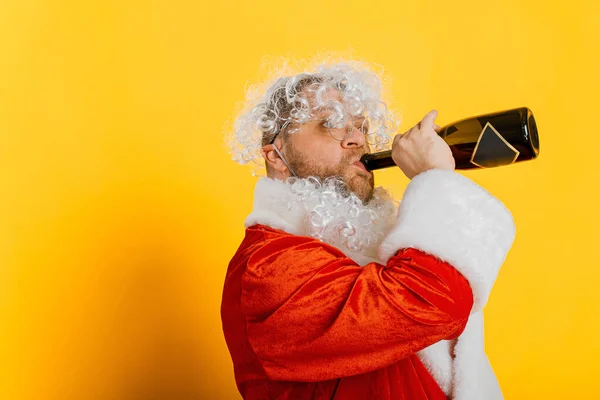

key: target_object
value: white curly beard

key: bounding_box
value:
[245,176,399,265]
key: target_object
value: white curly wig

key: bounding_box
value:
[227,59,400,174]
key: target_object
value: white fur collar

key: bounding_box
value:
[245,176,398,265]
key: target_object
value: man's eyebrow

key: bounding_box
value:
[315,107,334,117]
[313,110,369,124]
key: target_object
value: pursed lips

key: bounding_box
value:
[352,160,371,174]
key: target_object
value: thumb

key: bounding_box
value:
[421,109,438,130]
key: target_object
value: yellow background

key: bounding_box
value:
[1,0,599,398]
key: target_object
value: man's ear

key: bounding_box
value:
[261,142,289,174]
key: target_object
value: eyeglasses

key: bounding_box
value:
[269,118,372,145]
[269,120,291,145]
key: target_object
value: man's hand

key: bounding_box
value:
[391,110,456,180]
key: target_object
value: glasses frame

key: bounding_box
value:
[269,117,371,145]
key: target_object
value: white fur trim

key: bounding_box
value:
[244,178,304,235]
[417,340,454,396]
[416,311,503,399]
[451,311,503,399]
[378,169,516,312]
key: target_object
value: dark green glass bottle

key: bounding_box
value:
[360,107,540,171]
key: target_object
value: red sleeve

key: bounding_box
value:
[241,229,474,382]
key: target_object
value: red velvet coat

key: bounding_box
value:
[221,170,516,399]
[221,224,474,399]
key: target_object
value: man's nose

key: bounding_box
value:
[341,125,366,148]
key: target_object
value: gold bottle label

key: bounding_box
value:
[470,122,520,168]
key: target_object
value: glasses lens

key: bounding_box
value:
[327,117,371,141]
[328,125,350,141]
[365,133,378,145]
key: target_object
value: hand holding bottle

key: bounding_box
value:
[392,110,456,180]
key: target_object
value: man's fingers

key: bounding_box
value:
[393,133,403,145]
[420,110,438,132]
[396,115,435,143]
[402,124,420,139]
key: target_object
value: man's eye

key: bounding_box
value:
[356,124,369,134]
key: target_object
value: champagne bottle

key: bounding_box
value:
[360,107,540,171]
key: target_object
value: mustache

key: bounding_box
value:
[344,150,369,163]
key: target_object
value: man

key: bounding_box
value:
[221,62,515,399]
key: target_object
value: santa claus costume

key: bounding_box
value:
[221,168,515,399]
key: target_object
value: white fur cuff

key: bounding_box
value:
[378,169,516,312]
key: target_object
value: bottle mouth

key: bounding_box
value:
[527,110,540,157]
